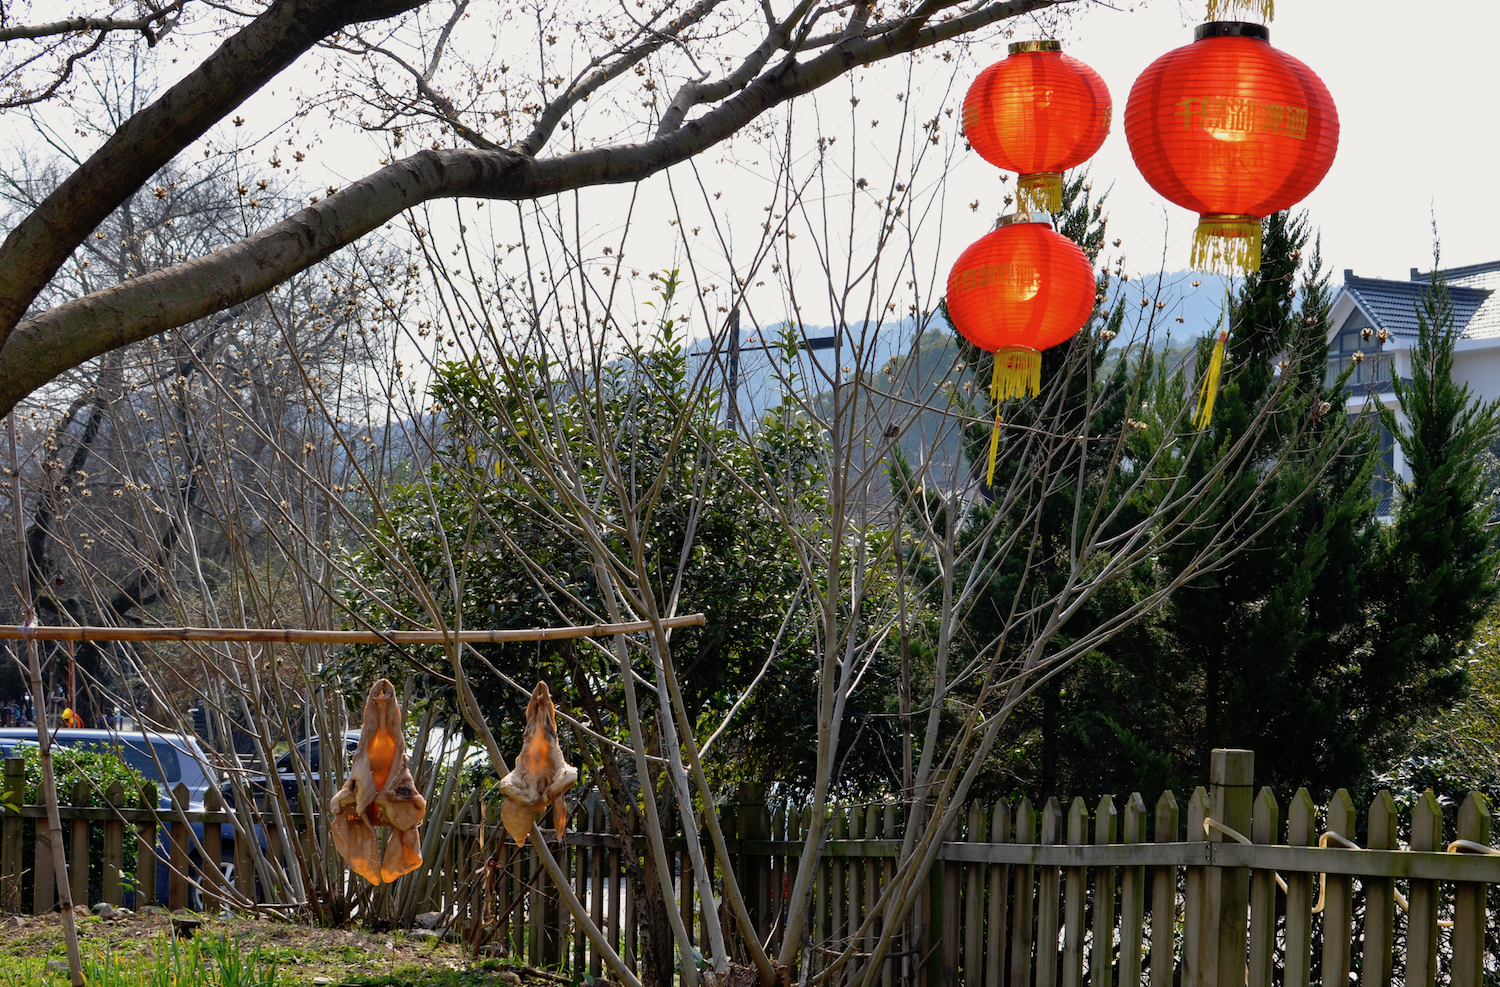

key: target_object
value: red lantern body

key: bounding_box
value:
[1124,22,1337,273]
[946,218,1097,399]
[963,41,1112,213]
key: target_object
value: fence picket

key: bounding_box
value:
[1362,790,1398,987]
[1321,790,1357,987]
[1148,791,1178,987]
[965,802,984,987]
[1062,798,1089,987]
[588,804,604,979]
[1012,798,1037,987]
[103,780,124,907]
[1182,787,1209,987]
[942,809,961,987]
[1118,794,1146,987]
[1452,792,1491,987]
[858,798,870,984]
[1406,791,1442,987]
[1247,788,1278,987]
[832,807,846,983]
[1281,789,1315,987]
[1036,797,1063,987]
[1091,795,1118,987]
[68,780,88,908]
[0,758,20,912]
[202,785,224,913]
[35,816,55,914]
[986,800,1010,987]
[881,803,897,987]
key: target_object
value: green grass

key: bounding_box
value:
[11,931,282,987]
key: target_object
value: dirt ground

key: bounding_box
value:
[0,909,564,986]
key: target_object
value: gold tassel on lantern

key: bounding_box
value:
[992,346,1042,400]
[1205,0,1273,21]
[1191,215,1262,277]
[1016,172,1063,213]
[984,347,1042,485]
[1194,329,1229,429]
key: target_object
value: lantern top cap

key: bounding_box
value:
[1194,21,1269,42]
[996,212,1055,230]
[1008,39,1062,54]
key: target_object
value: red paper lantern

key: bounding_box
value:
[946,217,1097,400]
[962,40,1112,213]
[1124,21,1338,274]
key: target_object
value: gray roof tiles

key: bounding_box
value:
[1339,272,1495,340]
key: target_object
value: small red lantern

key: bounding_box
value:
[948,216,1096,481]
[1124,21,1338,274]
[962,40,1112,213]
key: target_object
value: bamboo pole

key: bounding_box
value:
[0,613,706,644]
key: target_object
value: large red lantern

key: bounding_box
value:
[963,41,1112,213]
[1124,21,1337,274]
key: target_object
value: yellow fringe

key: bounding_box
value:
[1191,218,1262,276]
[1194,330,1229,429]
[992,346,1042,400]
[1205,0,1273,22]
[1016,173,1063,214]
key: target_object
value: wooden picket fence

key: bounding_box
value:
[6,749,1500,987]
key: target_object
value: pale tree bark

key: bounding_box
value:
[0,0,1065,417]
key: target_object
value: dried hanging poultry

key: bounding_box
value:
[329,678,427,884]
[499,681,578,847]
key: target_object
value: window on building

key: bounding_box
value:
[1326,323,1392,389]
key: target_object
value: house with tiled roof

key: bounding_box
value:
[1327,260,1500,515]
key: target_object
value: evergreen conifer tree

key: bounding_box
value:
[1362,262,1500,762]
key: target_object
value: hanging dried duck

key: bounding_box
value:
[499,681,578,847]
[329,678,427,884]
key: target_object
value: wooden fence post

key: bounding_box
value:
[1319,789,1356,987]
[1090,795,1118,987]
[1202,750,1252,987]
[1010,799,1037,987]
[1246,788,1278,987]
[1452,792,1491,987]
[1118,793,1146,987]
[1406,791,1443,987]
[1181,787,1209,987]
[1148,791,1178,987]
[1281,789,1314,987]
[1362,790,1398,987]
[1036,797,1063,987]
[1,757,22,912]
